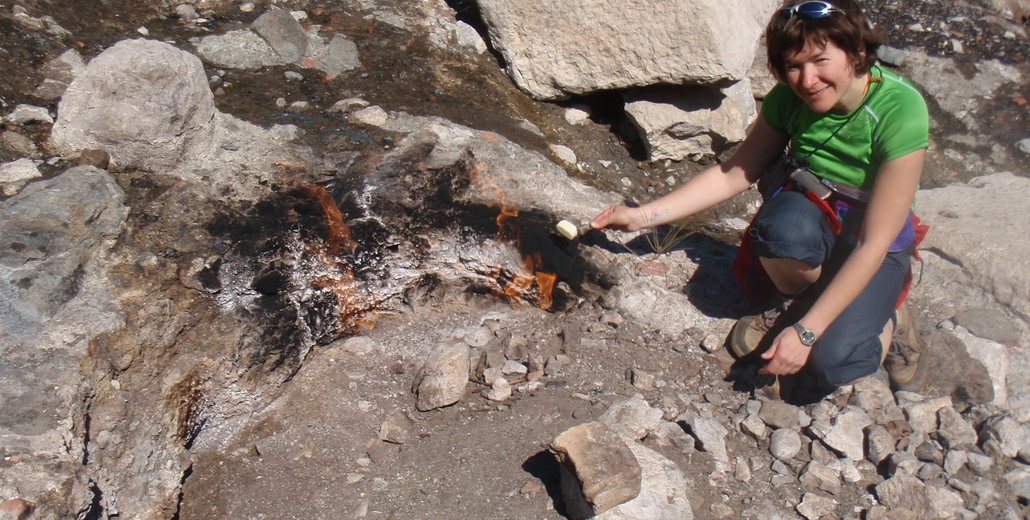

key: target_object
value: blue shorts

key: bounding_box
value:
[750,191,911,385]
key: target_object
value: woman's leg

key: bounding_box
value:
[750,190,835,296]
[807,248,911,386]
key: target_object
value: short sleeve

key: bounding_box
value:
[761,84,799,136]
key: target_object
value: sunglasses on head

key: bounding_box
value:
[780,1,844,20]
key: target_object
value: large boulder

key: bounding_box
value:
[624,84,748,161]
[917,173,1030,320]
[477,0,781,100]
[51,39,216,172]
[0,166,128,517]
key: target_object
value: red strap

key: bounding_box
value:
[804,191,842,236]
[896,213,929,309]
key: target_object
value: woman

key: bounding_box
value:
[590,0,929,396]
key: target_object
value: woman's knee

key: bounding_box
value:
[808,337,882,386]
[751,191,834,266]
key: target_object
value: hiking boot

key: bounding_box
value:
[884,301,930,392]
[728,293,795,359]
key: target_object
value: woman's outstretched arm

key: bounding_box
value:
[590,114,790,232]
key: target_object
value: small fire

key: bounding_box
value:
[301,182,378,334]
[302,183,357,255]
[470,163,557,310]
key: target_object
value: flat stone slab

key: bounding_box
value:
[917,173,1030,320]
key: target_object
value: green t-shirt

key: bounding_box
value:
[762,65,929,192]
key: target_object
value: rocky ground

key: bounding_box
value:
[1,0,1029,519]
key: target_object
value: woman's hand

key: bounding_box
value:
[759,326,812,376]
[589,205,649,232]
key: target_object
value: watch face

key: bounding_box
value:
[794,323,816,345]
[801,330,816,345]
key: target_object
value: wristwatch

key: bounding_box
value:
[793,322,817,346]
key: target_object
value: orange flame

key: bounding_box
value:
[302,183,357,255]
[470,163,557,310]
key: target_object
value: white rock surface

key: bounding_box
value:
[597,441,694,520]
[0,158,42,184]
[918,173,1030,322]
[477,0,780,100]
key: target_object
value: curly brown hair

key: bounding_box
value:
[766,0,884,83]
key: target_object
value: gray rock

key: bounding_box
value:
[914,441,944,465]
[252,7,308,63]
[33,48,85,100]
[876,45,907,67]
[379,410,413,444]
[455,21,487,54]
[550,146,583,174]
[178,255,222,293]
[323,34,360,75]
[740,413,767,440]
[943,450,967,475]
[800,461,841,495]
[936,406,977,449]
[769,428,802,461]
[917,462,946,481]
[631,368,655,391]
[487,377,512,401]
[679,414,729,465]
[810,438,836,461]
[596,441,694,520]
[965,451,993,474]
[896,392,952,434]
[476,0,777,100]
[353,106,389,127]
[875,476,931,517]
[734,456,751,482]
[340,336,374,356]
[1,131,39,159]
[722,78,757,128]
[414,341,470,411]
[979,415,1030,458]
[194,29,285,69]
[0,166,127,516]
[887,451,922,477]
[822,407,872,461]
[918,173,1030,325]
[1005,468,1030,501]
[918,329,997,409]
[758,400,799,430]
[1019,137,1030,155]
[3,104,52,125]
[623,85,746,160]
[0,158,41,185]
[796,492,837,520]
[52,39,216,173]
[500,359,527,376]
[849,376,895,412]
[924,483,965,519]
[551,422,642,518]
[599,397,665,442]
[953,307,1020,344]
[644,421,696,454]
[865,424,896,464]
